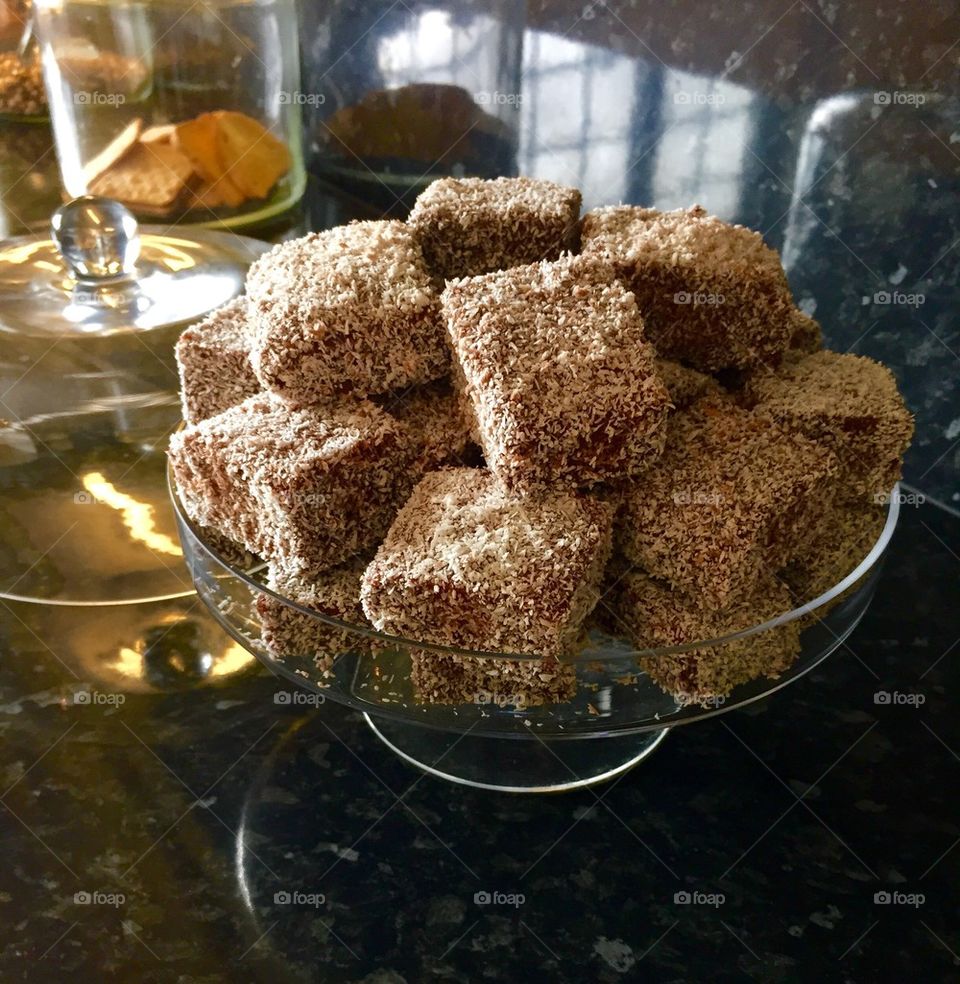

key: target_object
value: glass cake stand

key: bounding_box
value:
[170,468,900,793]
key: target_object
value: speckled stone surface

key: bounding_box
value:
[0,502,957,982]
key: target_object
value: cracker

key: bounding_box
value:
[90,141,194,209]
[140,123,176,145]
[82,117,143,184]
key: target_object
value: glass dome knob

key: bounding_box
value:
[51,196,141,282]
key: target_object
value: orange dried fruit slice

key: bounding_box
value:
[173,113,223,183]
[174,113,246,206]
[191,178,244,210]
[213,110,291,200]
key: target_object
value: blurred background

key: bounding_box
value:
[2,0,956,506]
[0,0,956,686]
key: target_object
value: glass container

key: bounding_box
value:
[171,463,900,792]
[33,0,306,230]
[0,196,268,605]
[0,0,47,120]
[300,0,525,208]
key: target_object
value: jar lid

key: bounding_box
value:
[0,196,269,607]
[0,196,268,338]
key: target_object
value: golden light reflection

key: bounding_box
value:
[111,646,143,678]
[107,641,251,678]
[155,242,198,272]
[103,624,253,683]
[82,471,182,557]
[210,643,255,677]
[3,242,55,265]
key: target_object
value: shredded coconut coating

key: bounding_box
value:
[373,379,477,475]
[175,297,260,423]
[443,253,671,493]
[613,571,801,705]
[654,358,721,410]
[409,651,577,708]
[169,393,415,579]
[782,502,887,604]
[246,221,448,402]
[618,397,839,611]
[741,350,914,502]
[256,557,372,677]
[361,468,613,660]
[202,525,258,570]
[787,309,823,357]
[581,204,795,370]
[408,176,582,281]
[448,345,484,446]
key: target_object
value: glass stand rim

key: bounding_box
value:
[363,713,670,793]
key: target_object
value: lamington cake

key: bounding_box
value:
[175,297,259,423]
[408,176,582,282]
[618,397,839,611]
[612,571,801,705]
[581,204,796,370]
[167,178,914,713]
[256,557,372,677]
[361,468,613,660]
[443,253,671,493]
[741,351,914,501]
[782,501,888,603]
[787,309,824,357]
[654,358,721,410]
[373,379,477,475]
[169,393,413,579]
[246,221,448,403]
[409,650,577,709]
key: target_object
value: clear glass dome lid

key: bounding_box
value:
[0,196,266,338]
[0,196,268,605]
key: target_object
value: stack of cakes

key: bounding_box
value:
[170,177,913,708]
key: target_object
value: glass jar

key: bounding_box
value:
[34,0,305,231]
[300,0,524,209]
[0,0,48,119]
[0,195,269,608]
[0,194,266,687]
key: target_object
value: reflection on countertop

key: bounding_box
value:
[0,502,957,981]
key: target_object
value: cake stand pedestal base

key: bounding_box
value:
[363,714,668,793]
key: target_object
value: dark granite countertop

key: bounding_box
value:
[0,499,957,983]
[2,1,959,980]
